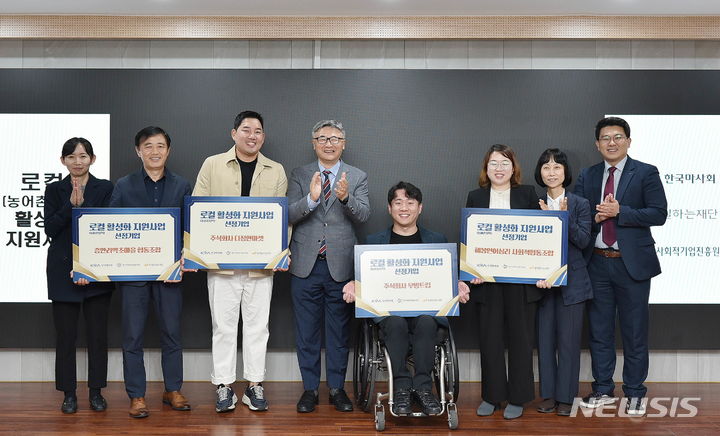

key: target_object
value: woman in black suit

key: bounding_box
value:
[44,137,114,414]
[466,144,541,419]
[533,149,593,416]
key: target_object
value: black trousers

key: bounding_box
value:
[379,315,438,392]
[478,283,537,405]
[52,292,112,393]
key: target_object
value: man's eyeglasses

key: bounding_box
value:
[239,128,264,136]
[314,136,345,145]
[598,134,628,144]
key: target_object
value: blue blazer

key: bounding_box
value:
[109,167,192,287]
[574,156,668,281]
[364,226,449,327]
[551,192,593,305]
[44,174,114,302]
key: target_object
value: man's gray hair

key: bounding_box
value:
[312,120,345,137]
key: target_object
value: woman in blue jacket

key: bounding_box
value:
[44,137,113,414]
[533,148,593,416]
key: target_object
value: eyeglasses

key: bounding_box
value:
[239,128,264,137]
[488,160,512,170]
[313,136,345,145]
[598,134,628,144]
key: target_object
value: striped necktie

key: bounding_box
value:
[319,170,332,257]
[322,170,332,204]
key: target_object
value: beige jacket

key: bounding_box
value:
[193,147,288,276]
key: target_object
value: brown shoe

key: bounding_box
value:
[163,391,191,411]
[557,402,572,416]
[129,397,149,418]
[536,398,557,413]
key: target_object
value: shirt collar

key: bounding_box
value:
[141,167,165,182]
[224,146,267,167]
[318,160,342,177]
[547,189,565,203]
[604,156,628,173]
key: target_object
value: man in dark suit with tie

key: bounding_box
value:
[574,116,668,415]
[288,119,371,413]
[109,126,193,418]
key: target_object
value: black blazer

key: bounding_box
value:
[465,184,543,304]
[44,174,114,302]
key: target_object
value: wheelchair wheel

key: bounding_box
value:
[446,327,460,401]
[353,321,377,412]
[433,327,460,402]
[447,403,459,430]
[375,406,386,431]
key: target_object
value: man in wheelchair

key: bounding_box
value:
[343,181,470,416]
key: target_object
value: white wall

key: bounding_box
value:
[1,38,718,383]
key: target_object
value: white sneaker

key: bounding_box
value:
[580,391,617,408]
[625,397,647,416]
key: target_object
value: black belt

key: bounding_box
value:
[317,253,326,260]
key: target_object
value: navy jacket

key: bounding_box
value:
[365,226,450,327]
[550,191,593,305]
[574,156,668,281]
[44,174,114,302]
[109,167,192,210]
[109,167,192,287]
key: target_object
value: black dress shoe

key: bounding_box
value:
[536,398,557,413]
[89,394,107,411]
[413,390,441,415]
[297,390,319,413]
[329,388,353,412]
[392,389,412,415]
[61,397,78,414]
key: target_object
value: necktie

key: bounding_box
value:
[319,170,332,256]
[322,170,332,204]
[602,166,617,247]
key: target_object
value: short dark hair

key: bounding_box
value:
[234,111,264,130]
[135,126,171,147]
[534,148,573,187]
[478,144,522,187]
[61,137,94,158]
[387,181,422,205]
[595,116,630,140]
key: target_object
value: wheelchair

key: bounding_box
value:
[352,318,460,431]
